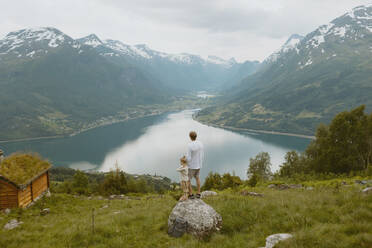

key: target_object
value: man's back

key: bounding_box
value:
[186,140,204,169]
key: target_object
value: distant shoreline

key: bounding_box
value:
[0,135,64,144]
[195,118,315,140]
[0,112,166,144]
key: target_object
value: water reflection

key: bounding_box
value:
[99,110,310,181]
[0,110,310,182]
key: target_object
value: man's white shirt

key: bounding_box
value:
[186,140,204,169]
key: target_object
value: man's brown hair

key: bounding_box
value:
[189,131,197,141]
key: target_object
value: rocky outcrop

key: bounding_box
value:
[168,199,222,238]
[200,191,217,198]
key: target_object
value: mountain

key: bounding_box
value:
[196,4,372,135]
[77,37,260,91]
[0,27,170,140]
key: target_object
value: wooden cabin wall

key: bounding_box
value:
[32,173,48,200]
[18,185,32,208]
[0,180,18,209]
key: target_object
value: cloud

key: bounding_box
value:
[0,0,370,61]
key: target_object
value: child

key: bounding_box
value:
[0,149,4,164]
[176,156,189,201]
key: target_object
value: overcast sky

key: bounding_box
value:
[0,0,370,62]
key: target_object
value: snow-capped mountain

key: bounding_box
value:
[0,26,259,91]
[94,37,236,67]
[263,4,372,70]
[197,4,372,136]
[0,27,82,61]
[76,34,257,90]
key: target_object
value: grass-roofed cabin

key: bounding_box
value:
[0,153,51,209]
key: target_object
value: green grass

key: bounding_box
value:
[0,185,371,248]
[0,153,51,185]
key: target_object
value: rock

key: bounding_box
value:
[109,194,126,199]
[168,217,188,238]
[4,208,11,215]
[268,184,276,189]
[264,233,293,248]
[241,190,264,197]
[168,199,222,238]
[200,191,217,198]
[45,189,51,197]
[100,205,108,209]
[289,184,302,189]
[97,196,104,200]
[305,186,314,190]
[355,180,367,185]
[362,187,372,194]
[277,184,290,190]
[4,219,23,230]
[341,181,347,185]
[40,208,50,216]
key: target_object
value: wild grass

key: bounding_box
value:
[0,184,371,248]
[0,153,51,185]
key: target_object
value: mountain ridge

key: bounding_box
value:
[196,4,372,135]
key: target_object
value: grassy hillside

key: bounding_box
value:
[0,44,171,140]
[0,180,371,247]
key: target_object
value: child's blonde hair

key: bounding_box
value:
[180,156,187,165]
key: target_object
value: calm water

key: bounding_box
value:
[0,110,310,181]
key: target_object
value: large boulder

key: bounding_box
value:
[168,199,222,238]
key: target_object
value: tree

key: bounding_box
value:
[247,152,272,180]
[202,172,242,190]
[279,151,307,177]
[202,172,222,190]
[247,173,258,187]
[306,105,371,174]
[221,173,242,189]
[72,170,89,194]
[101,167,128,195]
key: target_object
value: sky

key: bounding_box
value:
[0,0,370,62]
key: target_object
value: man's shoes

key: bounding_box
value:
[189,194,195,199]
[196,193,201,199]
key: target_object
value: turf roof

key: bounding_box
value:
[0,153,51,186]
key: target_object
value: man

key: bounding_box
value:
[185,131,204,199]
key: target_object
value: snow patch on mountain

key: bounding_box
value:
[3,27,66,49]
[102,39,235,67]
[131,45,153,59]
[168,53,196,64]
[307,23,334,48]
[264,34,304,63]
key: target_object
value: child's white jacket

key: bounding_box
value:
[176,166,189,182]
